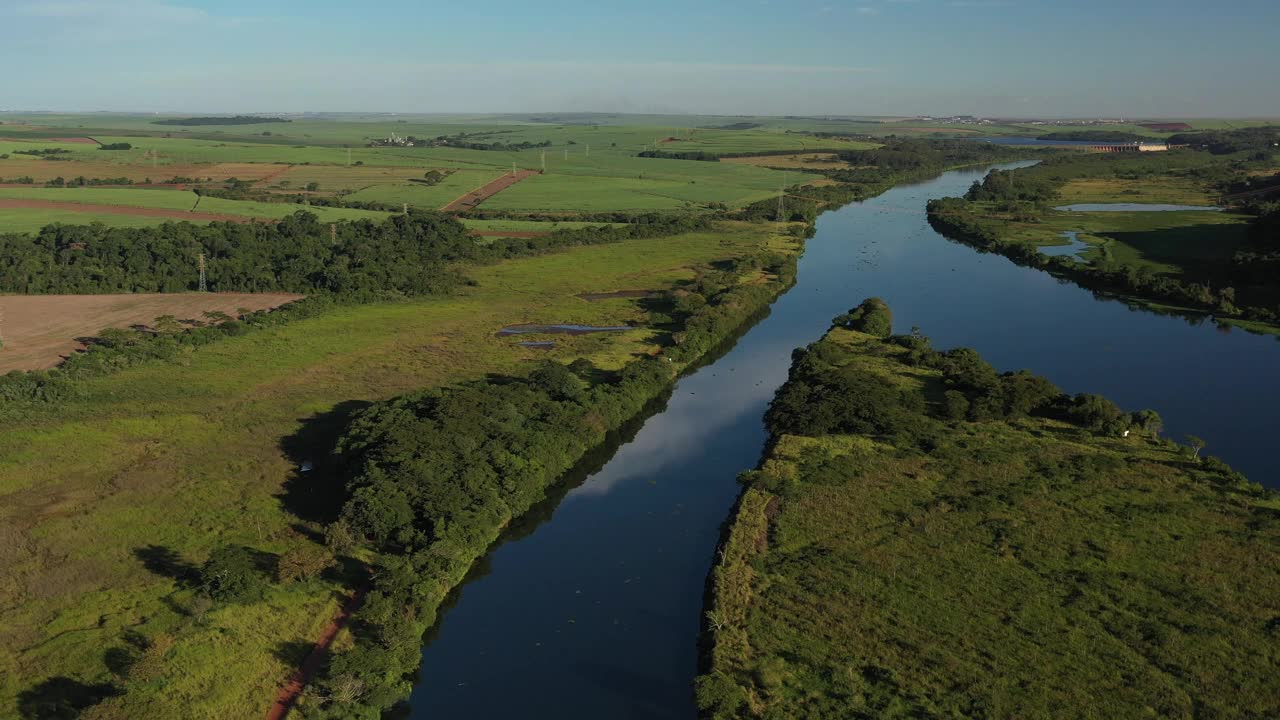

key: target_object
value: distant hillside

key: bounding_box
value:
[152,115,291,126]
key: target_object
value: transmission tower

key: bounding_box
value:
[197,253,207,292]
[541,149,546,171]
[512,161,517,177]
[585,143,590,159]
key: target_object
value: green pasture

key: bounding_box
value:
[0,188,386,226]
[0,221,794,719]
[1012,207,1253,278]
[705,328,1279,718]
[346,169,509,209]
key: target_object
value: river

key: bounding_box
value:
[405,162,1280,718]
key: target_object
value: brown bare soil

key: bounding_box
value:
[0,158,256,183]
[0,198,260,223]
[0,292,303,373]
[442,169,539,212]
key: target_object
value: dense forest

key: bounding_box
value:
[699,302,1277,719]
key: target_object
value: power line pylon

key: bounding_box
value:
[197,253,207,292]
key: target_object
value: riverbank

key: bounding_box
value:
[0,221,793,719]
[293,225,809,717]
[700,311,1279,718]
[925,143,1280,334]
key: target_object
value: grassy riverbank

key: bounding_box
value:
[699,307,1279,719]
[926,139,1280,333]
[0,220,798,719]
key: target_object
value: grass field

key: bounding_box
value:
[1058,176,1221,206]
[0,221,795,719]
[346,169,509,209]
[0,187,389,229]
[703,327,1279,718]
[0,293,303,373]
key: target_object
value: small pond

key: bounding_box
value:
[496,323,632,337]
[1038,231,1090,258]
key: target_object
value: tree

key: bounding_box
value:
[200,545,268,603]
[1185,434,1207,461]
[529,360,585,402]
[305,181,320,191]
[834,297,893,337]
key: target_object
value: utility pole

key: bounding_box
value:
[541,149,546,171]
[346,147,352,166]
[564,148,568,161]
[512,161,517,177]
[197,253,207,292]
[585,143,589,159]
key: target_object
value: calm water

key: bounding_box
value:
[407,162,1280,719]
[1039,230,1089,258]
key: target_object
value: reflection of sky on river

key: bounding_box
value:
[411,161,1280,720]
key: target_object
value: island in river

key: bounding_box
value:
[700,300,1280,719]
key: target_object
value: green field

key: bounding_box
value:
[0,220,795,719]
[702,325,1279,719]
[346,169,508,209]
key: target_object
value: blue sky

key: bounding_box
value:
[2,0,1277,117]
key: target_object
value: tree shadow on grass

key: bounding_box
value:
[132,544,198,585]
[278,399,373,524]
[17,677,118,720]
[272,639,317,667]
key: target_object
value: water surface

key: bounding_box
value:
[1038,230,1089,258]
[408,161,1280,719]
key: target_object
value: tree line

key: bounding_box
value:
[284,248,803,717]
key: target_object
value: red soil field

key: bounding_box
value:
[442,169,539,212]
[0,198,258,223]
[0,292,303,373]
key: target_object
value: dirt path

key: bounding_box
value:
[254,164,295,187]
[0,198,259,223]
[442,169,539,212]
[265,589,366,720]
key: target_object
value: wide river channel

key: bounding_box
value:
[407,162,1280,718]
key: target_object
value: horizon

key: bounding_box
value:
[3,0,1277,118]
